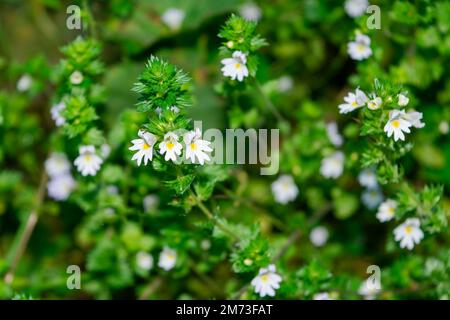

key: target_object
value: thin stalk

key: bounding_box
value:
[254,79,285,123]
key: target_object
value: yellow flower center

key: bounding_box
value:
[166,142,175,150]
[392,120,400,128]
[190,143,197,150]
[142,143,150,150]
[167,253,175,261]
[260,274,269,282]
[357,44,366,52]
[351,101,358,107]
[84,155,92,162]
[405,225,413,234]
[235,63,241,69]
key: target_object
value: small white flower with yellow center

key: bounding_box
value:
[239,3,262,22]
[309,226,329,247]
[367,95,382,110]
[398,93,409,106]
[159,132,182,162]
[158,247,177,271]
[320,151,344,179]
[348,33,372,61]
[47,174,76,201]
[338,88,368,114]
[361,187,383,209]
[70,70,83,85]
[271,174,299,204]
[326,122,343,147]
[384,109,412,141]
[129,130,157,166]
[358,167,378,189]
[344,0,369,18]
[404,110,425,128]
[50,102,66,127]
[183,128,212,165]
[45,152,71,178]
[251,264,282,298]
[136,251,153,271]
[376,199,397,222]
[161,8,185,30]
[17,74,32,92]
[221,51,249,82]
[394,218,424,250]
[74,145,103,176]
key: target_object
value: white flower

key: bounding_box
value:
[326,122,343,147]
[169,105,180,113]
[251,264,282,298]
[143,194,159,213]
[338,88,368,114]
[344,0,369,18]
[384,109,412,141]
[271,174,299,204]
[155,107,163,117]
[277,75,293,92]
[158,247,177,271]
[393,218,424,250]
[348,34,372,61]
[200,239,211,250]
[358,279,381,300]
[161,8,185,30]
[239,3,262,22]
[159,132,182,162]
[358,167,378,189]
[398,93,409,106]
[70,70,83,85]
[74,145,103,176]
[376,199,397,222]
[309,226,329,247]
[129,130,157,166]
[50,102,66,127]
[17,74,32,92]
[404,110,425,128]
[136,252,153,271]
[313,292,332,300]
[320,151,344,179]
[221,51,249,82]
[106,185,119,195]
[367,95,382,110]
[45,153,71,178]
[100,144,111,158]
[183,128,212,165]
[361,188,383,209]
[47,174,76,201]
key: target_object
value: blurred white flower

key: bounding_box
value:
[404,110,425,128]
[313,292,332,300]
[169,105,180,113]
[106,185,119,195]
[17,74,32,92]
[74,145,103,176]
[361,188,383,209]
[309,226,329,247]
[160,132,182,162]
[277,75,294,92]
[338,88,367,114]
[384,109,412,141]
[348,34,372,61]
[158,247,177,271]
[136,251,153,271]
[376,199,397,222]
[239,3,262,21]
[129,130,157,166]
[251,264,282,298]
[161,8,185,30]
[183,128,212,165]
[221,51,249,82]
[47,174,75,201]
[320,151,344,179]
[439,121,449,135]
[398,93,409,106]
[344,0,369,18]
[358,167,378,189]
[326,122,343,147]
[394,218,424,250]
[70,70,83,85]
[100,143,111,158]
[45,152,71,178]
[50,102,66,127]
[271,174,299,204]
[143,194,159,213]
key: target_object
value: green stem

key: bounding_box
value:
[254,79,285,123]
[83,0,98,38]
